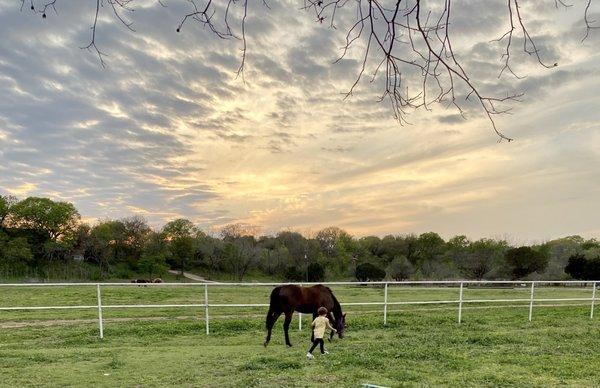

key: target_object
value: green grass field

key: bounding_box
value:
[1,284,599,387]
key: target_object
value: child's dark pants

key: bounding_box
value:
[308,338,325,354]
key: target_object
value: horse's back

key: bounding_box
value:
[269,284,335,314]
[269,284,301,309]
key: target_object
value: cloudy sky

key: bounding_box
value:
[0,0,598,242]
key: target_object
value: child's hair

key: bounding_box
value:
[317,307,328,316]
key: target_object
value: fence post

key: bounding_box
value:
[528,282,535,322]
[204,284,209,335]
[591,282,597,319]
[383,282,388,325]
[96,284,104,339]
[458,282,464,324]
[299,283,303,331]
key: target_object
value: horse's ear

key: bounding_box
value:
[343,313,346,318]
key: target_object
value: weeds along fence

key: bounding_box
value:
[0,280,597,339]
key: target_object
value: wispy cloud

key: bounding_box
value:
[0,0,598,240]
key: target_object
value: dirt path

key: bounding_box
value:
[167,270,215,282]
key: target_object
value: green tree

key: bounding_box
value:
[88,220,127,275]
[315,227,352,257]
[564,254,587,279]
[447,235,470,250]
[386,256,414,281]
[505,246,548,279]
[355,262,386,282]
[459,239,507,280]
[0,234,33,274]
[196,234,224,274]
[307,262,325,282]
[169,235,196,276]
[10,197,80,241]
[163,219,199,275]
[284,265,303,281]
[586,258,600,280]
[43,240,70,262]
[316,227,356,274]
[120,216,152,267]
[275,231,307,268]
[565,252,600,280]
[138,231,169,278]
[0,195,17,229]
[222,236,257,281]
[539,236,584,280]
[358,236,383,258]
[582,238,600,250]
[220,223,260,240]
[379,235,416,263]
[415,232,446,264]
[138,254,168,279]
[163,219,199,239]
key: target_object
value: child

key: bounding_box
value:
[306,306,337,359]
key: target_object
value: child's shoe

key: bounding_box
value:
[306,352,314,359]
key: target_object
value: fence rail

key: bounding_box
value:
[0,280,597,339]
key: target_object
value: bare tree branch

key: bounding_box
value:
[20,0,598,141]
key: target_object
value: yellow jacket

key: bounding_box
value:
[311,316,335,339]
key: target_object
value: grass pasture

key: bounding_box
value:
[1,283,599,387]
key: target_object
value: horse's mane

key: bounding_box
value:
[325,286,343,319]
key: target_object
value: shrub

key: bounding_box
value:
[566,254,600,280]
[587,258,600,280]
[386,256,414,281]
[565,253,587,279]
[505,246,548,279]
[284,266,303,281]
[355,262,386,282]
[307,262,325,282]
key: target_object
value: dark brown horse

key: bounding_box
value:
[264,284,346,347]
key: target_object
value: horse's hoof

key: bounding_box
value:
[286,344,292,348]
[263,342,268,347]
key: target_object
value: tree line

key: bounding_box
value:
[1,195,599,281]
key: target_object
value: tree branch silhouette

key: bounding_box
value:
[20,0,598,141]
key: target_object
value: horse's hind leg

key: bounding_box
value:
[283,312,293,347]
[264,308,281,347]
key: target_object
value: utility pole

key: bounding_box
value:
[305,253,308,282]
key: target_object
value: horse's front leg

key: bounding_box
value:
[283,312,293,347]
[328,330,335,342]
[327,313,335,342]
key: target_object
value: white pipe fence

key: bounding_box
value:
[96,284,104,339]
[0,280,597,339]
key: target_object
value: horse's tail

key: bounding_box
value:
[269,285,282,304]
[265,286,281,328]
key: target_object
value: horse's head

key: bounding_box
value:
[334,313,346,338]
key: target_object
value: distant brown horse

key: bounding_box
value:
[130,278,162,286]
[131,278,163,283]
[264,284,346,347]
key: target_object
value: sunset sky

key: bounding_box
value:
[0,0,598,242]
